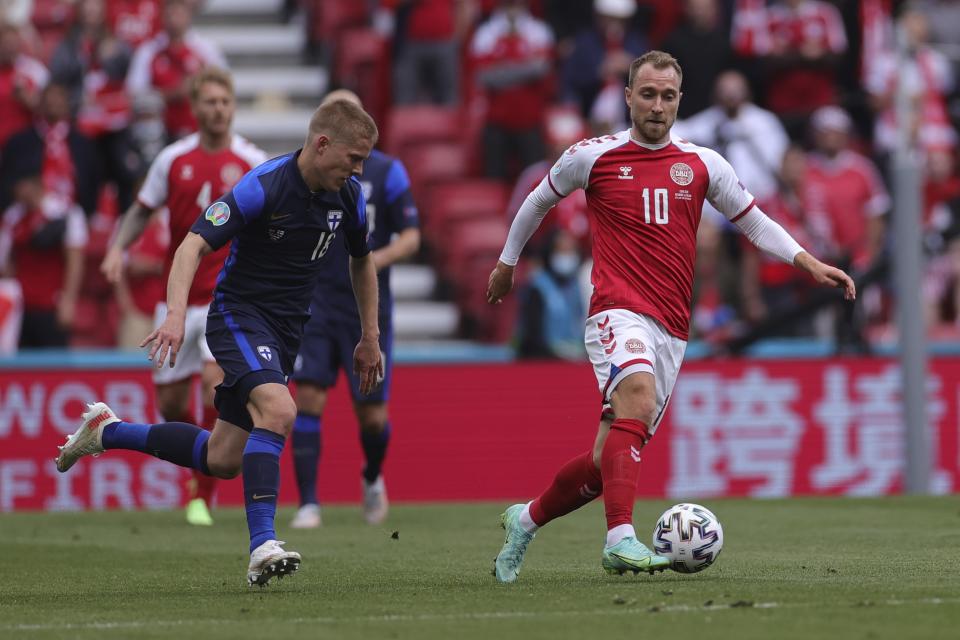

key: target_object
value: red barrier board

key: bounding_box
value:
[1,359,957,511]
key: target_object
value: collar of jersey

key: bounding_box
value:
[627,132,672,151]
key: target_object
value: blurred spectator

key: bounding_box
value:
[0,82,100,216]
[0,175,87,348]
[740,145,817,335]
[507,106,590,253]
[661,0,733,119]
[924,237,960,336]
[113,208,166,349]
[50,0,143,210]
[916,0,960,52]
[515,227,587,360]
[673,69,789,205]
[560,0,646,132]
[107,0,162,48]
[805,105,889,271]
[757,0,848,140]
[386,0,472,105]
[470,0,553,181]
[0,20,47,150]
[126,0,226,141]
[865,6,956,158]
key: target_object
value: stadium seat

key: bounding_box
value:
[333,28,389,125]
[385,105,462,157]
[423,179,510,246]
[442,217,508,282]
[402,142,470,204]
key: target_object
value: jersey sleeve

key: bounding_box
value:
[136,145,172,209]
[189,170,267,250]
[383,159,419,232]
[702,148,756,222]
[546,143,593,197]
[343,177,371,258]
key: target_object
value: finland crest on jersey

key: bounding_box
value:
[257,346,272,361]
[327,210,343,231]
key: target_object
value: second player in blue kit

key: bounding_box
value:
[290,90,421,528]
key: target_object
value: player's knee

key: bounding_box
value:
[206,453,241,479]
[260,402,298,435]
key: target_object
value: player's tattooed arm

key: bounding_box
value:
[101,201,156,284]
[142,232,214,368]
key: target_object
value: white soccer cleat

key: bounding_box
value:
[56,402,120,473]
[290,503,322,529]
[362,475,389,525]
[247,540,301,587]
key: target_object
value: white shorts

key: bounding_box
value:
[584,309,686,434]
[152,302,215,385]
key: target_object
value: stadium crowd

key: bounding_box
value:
[1,0,959,355]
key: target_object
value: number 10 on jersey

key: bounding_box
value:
[642,187,669,224]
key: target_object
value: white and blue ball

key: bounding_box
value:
[652,503,724,573]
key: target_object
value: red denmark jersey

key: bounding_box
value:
[136,133,267,306]
[546,130,755,340]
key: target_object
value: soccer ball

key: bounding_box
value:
[652,503,724,573]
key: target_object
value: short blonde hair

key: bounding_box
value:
[189,66,234,102]
[628,50,683,88]
[307,98,378,146]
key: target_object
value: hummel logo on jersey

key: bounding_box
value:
[257,346,272,361]
[618,166,634,180]
[87,412,113,431]
[630,445,642,463]
[252,494,276,500]
[180,165,193,180]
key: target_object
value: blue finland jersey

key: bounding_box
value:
[310,149,419,324]
[190,151,370,333]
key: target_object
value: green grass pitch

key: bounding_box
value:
[2,497,958,639]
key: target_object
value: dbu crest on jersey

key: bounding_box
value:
[327,210,343,231]
[670,162,694,186]
[205,201,230,226]
[257,346,272,361]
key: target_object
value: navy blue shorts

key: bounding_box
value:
[292,315,393,403]
[206,307,301,432]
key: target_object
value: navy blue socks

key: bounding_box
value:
[243,428,285,553]
[360,423,390,483]
[291,413,322,506]
[102,421,210,475]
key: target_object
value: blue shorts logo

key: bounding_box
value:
[205,201,231,226]
[257,346,272,362]
[327,210,343,231]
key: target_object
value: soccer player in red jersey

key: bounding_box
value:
[486,50,856,582]
[101,66,267,526]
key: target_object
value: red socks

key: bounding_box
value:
[600,418,650,531]
[529,450,603,527]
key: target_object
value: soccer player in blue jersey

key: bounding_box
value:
[289,90,420,529]
[55,98,383,587]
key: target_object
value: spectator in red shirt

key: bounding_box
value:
[804,105,889,271]
[126,0,226,141]
[470,0,554,181]
[0,21,47,150]
[741,145,818,335]
[0,82,101,217]
[387,0,470,105]
[0,175,87,348]
[107,0,162,48]
[757,0,848,140]
[50,0,144,211]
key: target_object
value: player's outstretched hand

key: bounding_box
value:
[796,252,856,301]
[101,246,124,284]
[354,336,383,395]
[486,261,515,305]
[141,312,186,369]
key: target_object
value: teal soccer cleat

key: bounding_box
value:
[602,536,671,575]
[493,504,535,583]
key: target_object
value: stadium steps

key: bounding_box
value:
[197,0,461,342]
